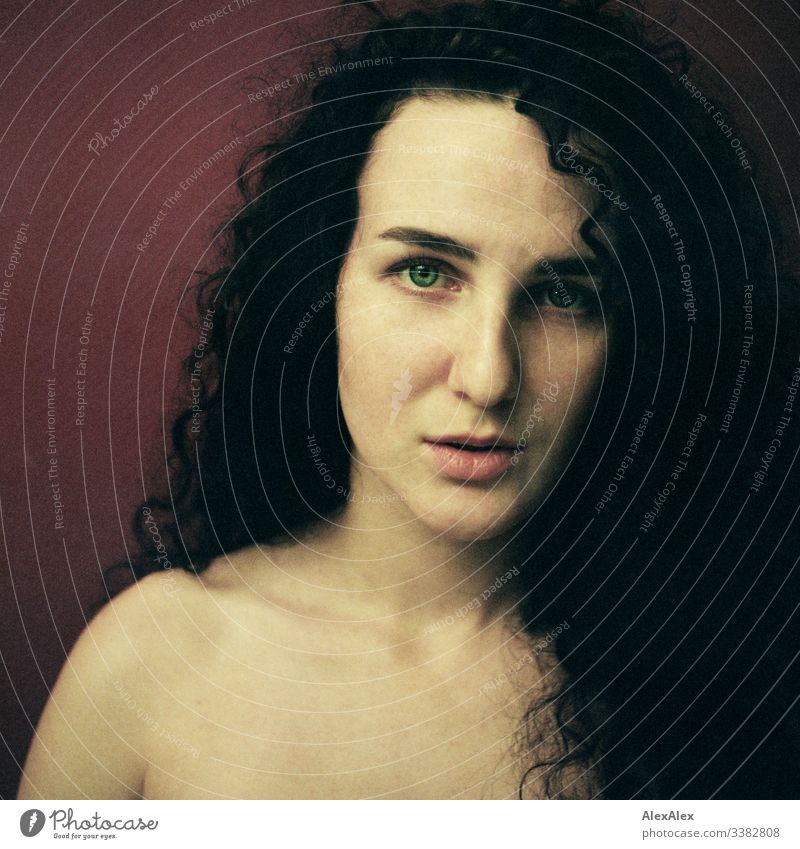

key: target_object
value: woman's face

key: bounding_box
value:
[335,97,608,541]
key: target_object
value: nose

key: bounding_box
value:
[447,299,521,408]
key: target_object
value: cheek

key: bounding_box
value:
[336,300,444,441]
[523,330,606,425]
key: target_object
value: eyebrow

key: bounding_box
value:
[378,226,601,280]
[378,227,478,262]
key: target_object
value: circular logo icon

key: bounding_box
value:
[19,809,46,837]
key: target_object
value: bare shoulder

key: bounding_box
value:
[183,542,319,639]
[17,547,301,801]
[17,569,211,800]
[88,567,222,663]
[192,541,306,599]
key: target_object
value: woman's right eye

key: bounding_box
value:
[383,257,461,295]
[406,263,440,288]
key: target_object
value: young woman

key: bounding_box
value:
[19,0,800,800]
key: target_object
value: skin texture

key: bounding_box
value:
[18,98,608,800]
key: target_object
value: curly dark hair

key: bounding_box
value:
[106,0,800,799]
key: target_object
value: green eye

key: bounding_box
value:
[407,264,440,288]
[546,284,583,309]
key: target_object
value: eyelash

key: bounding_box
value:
[383,255,600,315]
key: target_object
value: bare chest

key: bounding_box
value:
[139,641,545,799]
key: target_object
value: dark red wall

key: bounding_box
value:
[1,0,798,799]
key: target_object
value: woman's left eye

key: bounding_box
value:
[542,283,588,310]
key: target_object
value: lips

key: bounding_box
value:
[427,434,517,449]
[425,437,521,481]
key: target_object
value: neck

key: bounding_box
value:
[293,489,532,642]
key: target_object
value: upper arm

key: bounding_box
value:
[17,572,186,800]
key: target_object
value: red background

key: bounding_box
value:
[1,0,798,799]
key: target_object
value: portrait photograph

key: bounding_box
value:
[1,0,800,829]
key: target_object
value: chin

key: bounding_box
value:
[409,494,535,543]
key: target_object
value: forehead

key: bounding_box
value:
[354,96,594,255]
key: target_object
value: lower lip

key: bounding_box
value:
[426,442,520,481]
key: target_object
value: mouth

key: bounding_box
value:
[427,434,518,450]
[424,437,522,481]
[436,441,508,451]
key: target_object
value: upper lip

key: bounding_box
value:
[426,433,517,449]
